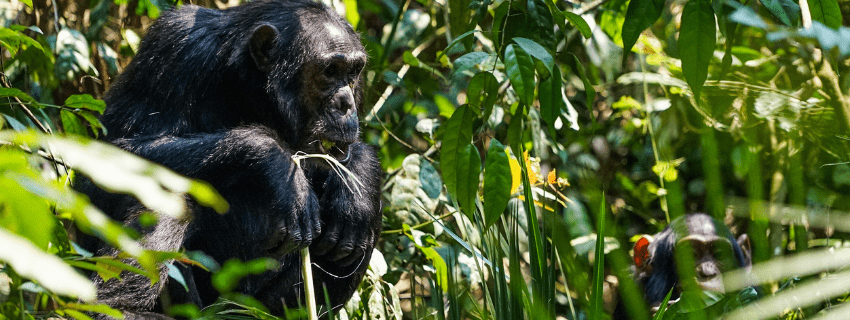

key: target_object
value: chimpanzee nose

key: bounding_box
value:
[696,262,720,279]
[333,86,355,112]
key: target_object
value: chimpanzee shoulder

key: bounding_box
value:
[78,0,382,317]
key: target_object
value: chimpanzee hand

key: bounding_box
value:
[309,142,382,266]
[263,158,321,258]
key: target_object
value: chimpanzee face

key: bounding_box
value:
[676,234,738,293]
[248,7,366,163]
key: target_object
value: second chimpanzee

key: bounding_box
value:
[76,0,382,317]
[632,213,751,309]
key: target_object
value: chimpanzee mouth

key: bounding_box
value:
[318,139,351,164]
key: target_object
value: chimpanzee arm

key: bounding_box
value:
[110,125,321,255]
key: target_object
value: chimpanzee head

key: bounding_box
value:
[247,1,365,164]
[634,213,751,307]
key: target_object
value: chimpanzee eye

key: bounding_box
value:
[324,64,339,77]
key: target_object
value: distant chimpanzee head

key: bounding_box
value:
[633,213,751,307]
[248,3,365,163]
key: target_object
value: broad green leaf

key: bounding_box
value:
[78,111,107,137]
[563,11,592,39]
[212,258,278,293]
[62,303,123,320]
[449,0,473,50]
[0,87,38,106]
[403,51,444,80]
[467,72,499,118]
[513,37,554,71]
[440,105,476,198]
[0,174,57,250]
[539,66,565,132]
[167,263,189,291]
[419,158,442,199]
[403,225,448,291]
[679,0,716,100]
[452,52,489,76]
[343,0,360,28]
[571,53,597,111]
[622,0,665,55]
[65,94,106,113]
[456,144,481,218]
[761,0,800,26]
[507,104,524,152]
[808,0,841,29]
[61,110,85,136]
[504,44,536,106]
[483,139,511,229]
[0,227,96,301]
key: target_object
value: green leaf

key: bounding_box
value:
[78,111,107,137]
[761,0,800,26]
[513,37,554,71]
[622,0,665,55]
[440,105,476,199]
[453,52,490,76]
[0,227,96,301]
[504,44,536,106]
[563,11,592,39]
[167,263,189,292]
[483,139,511,229]
[61,110,85,136]
[808,0,842,29]
[65,94,107,113]
[0,87,38,106]
[449,0,473,50]
[571,53,597,111]
[679,0,716,100]
[0,164,58,251]
[419,158,442,199]
[212,258,278,293]
[467,72,499,118]
[538,65,564,132]
[63,303,123,320]
[403,225,448,292]
[456,144,481,218]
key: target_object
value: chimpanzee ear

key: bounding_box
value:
[737,233,752,266]
[250,24,279,73]
[633,235,653,272]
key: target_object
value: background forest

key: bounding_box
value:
[1,0,849,319]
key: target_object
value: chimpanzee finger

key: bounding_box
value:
[330,226,357,262]
[313,221,342,255]
[337,245,366,266]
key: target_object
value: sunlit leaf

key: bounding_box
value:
[483,139,511,229]
[65,94,106,113]
[61,110,85,136]
[0,227,96,301]
[403,225,448,292]
[212,258,279,293]
[679,0,716,100]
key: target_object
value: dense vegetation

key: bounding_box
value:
[0,0,848,319]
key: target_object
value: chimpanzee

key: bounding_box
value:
[632,213,751,309]
[76,0,382,317]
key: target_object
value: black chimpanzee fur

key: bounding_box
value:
[636,213,750,307]
[76,0,382,317]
